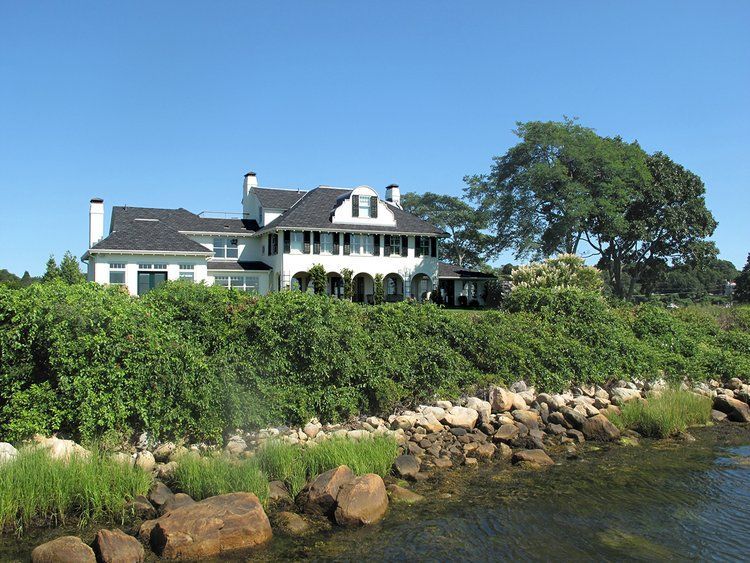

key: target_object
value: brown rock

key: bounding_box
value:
[513,410,540,429]
[489,386,515,413]
[714,395,750,422]
[512,449,554,467]
[92,529,144,563]
[493,424,519,443]
[433,458,453,469]
[496,442,513,460]
[711,409,728,422]
[305,465,354,515]
[159,492,195,515]
[392,454,420,478]
[334,474,388,526]
[582,414,621,442]
[386,484,424,503]
[148,492,272,559]
[148,481,174,508]
[275,511,312,536]
[268,480,292,503]
[474,442,497,459]
[31,536,96,563]
[127,495,156,520]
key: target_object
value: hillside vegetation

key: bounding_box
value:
[1,281,748,444]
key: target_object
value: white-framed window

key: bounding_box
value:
[213,238,238,259]
[109,263,125,285]
[291,231,304,253]
[390,236,402,256]
[179,264,194,280]
[320,232,334,254]
[359,195,372,217]
[215,275,259,292]
[351,234,374,255]
[138,263,167,270]
[419,236,430,256]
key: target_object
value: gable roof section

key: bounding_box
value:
[438,262,496,279]
[256,187,446,236]
[90,220,212,254]
[110,206,259,234]
[253,187,306,209]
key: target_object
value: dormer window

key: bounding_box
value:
[352,195,378,218]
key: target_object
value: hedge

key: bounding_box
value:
[0,281,748,445]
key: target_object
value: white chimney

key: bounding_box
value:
[385,184,401,208]
[243,171,258,198]
[89,198,104,247]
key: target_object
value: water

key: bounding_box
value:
[3,425,749,561]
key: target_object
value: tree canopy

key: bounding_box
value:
[401,192,492,268]
[735,254,750,303]
[465,119,717,298]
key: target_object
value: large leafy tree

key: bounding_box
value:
[465,119,717,298]
[735,254,750,303]
[401,192,492,268]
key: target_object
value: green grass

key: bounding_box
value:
[172,454,270,503]
[608,389,712,438]
[0,447,152,534]
[173,435,399,503]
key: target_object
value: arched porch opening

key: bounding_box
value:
[353,273,374,304]
[327,271,344,298]
[384,273,405,302]
[291,271,311,292]
[410,273,433,302]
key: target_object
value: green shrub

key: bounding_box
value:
[608,389,712,438]
[0,448,151,534]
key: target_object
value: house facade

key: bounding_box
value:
[82,172,493,304]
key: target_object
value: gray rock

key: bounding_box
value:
[148,481,174,508]
[225,435,247,455]
[393,455,421,478]
[0,442,18,465]
[610,387,641,406]
[465,397,491,422]
[443,406,478,429]
[134,451,156,472]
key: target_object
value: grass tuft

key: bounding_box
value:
[173,435,399,503]
[0,447,151,534]
[608,389,712,438]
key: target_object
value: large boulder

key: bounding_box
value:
[134,451,156,472]
[0,442,18,465]
[512,449,554,467]
[147,492,272,559]
[489,387,515,413]
[392,455,420,479]
[443,406,478,429]
[304,465,354,515]
[714,395,750,422]
[416,413,444,433]
[31,536,96,563]
[32,436,89,461]
[92,528,144,563]
[610,387,641,406]
[465,397,491,422]
[560,407,587,431]
[334,474,388,526]
[159,492,195,515]
[582,414,621,442]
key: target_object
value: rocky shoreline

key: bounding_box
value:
[7,376,750,562]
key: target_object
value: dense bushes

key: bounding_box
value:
[1,281,748,445]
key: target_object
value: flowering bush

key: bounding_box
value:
[511,254,603,292]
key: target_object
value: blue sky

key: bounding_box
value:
[1,1,748,275]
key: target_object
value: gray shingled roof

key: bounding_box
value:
[90,220,212,254]
[207,260,273,271]
[110,206,259,234]
[256,187,446,236]
[253,188,306,209]
[438,262,496,279]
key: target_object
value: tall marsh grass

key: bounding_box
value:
[608,389,712,438]
[174,435,399,502]
[0,448,151,534]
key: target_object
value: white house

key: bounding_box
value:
[82,172,494,305]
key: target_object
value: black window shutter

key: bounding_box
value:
[313,231,320,254]
[352,195,359,217]
[401,235,408,257]
[384,235,391,257]
[431,237,437,257]
[371,198,378,218]
[303,231,311,253]
[374,234,380,256]
[343,233,351,255]
[267,234,271,255]
[333,232,340,254]
[283,231,290,253]
[415,236,422,257]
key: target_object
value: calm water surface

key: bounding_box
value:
[3,425,749,562]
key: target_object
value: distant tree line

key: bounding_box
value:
[1,251,84,289]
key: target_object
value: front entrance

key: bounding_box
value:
[439,279,455,306]
[137,272,167,295]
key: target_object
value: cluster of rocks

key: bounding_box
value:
[18,376,750,561]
